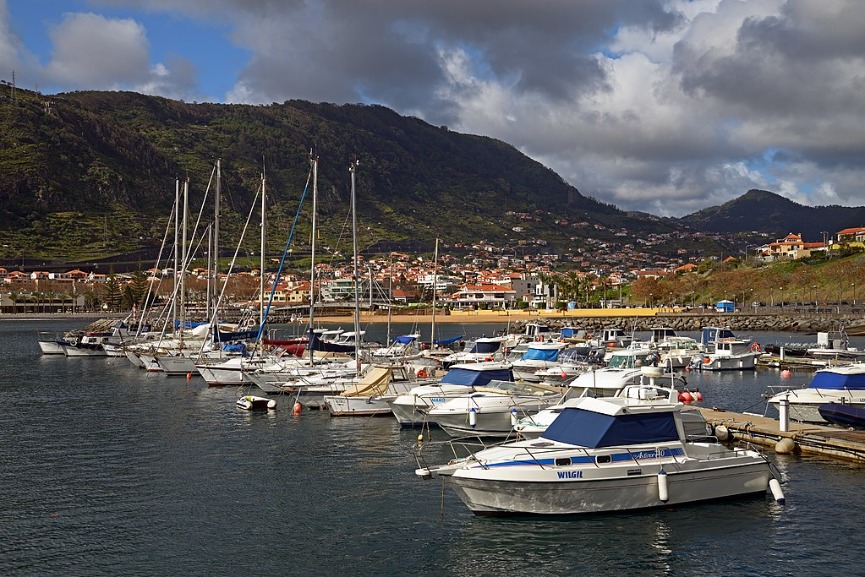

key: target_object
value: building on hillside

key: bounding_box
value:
[447,283,516,309]
[761,232,827,261]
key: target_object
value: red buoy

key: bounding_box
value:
[781,370,792,379]
[679,391,693,403]
[694,391,704,401]
[292,402,303,415]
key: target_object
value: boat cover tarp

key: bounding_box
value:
[214,329,259,343]
[221,343,247,355]
[468,340,502,354]
[542,408,679,448]
[394,335,418,345]
[810,371,865,390]
[521,348,560,362]
[434,335,464,346]
[340,366,392,397]
[440,367,513,386]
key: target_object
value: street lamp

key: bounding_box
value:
[812,284,818,313]
[853,282,857,306]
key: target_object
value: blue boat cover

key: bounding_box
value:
[440,367,513,386]
[214,329,259,342]
[221,342,247,355]
[175,320,208,329]
[434,335,464,346]
[394,335,418,345]
[561,327,578,338]
[468,340,502,354]
[542,408,680,447]
[810,371,865,390]
[521,347,560,362]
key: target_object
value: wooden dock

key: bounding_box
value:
[699,407,865,463]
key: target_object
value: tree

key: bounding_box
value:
[103,276,123,312]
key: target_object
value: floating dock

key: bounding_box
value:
[699,407,865,463]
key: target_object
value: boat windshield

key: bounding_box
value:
[607,353,651,369]
[542,407,680,448]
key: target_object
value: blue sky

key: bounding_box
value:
[2,0,865,218]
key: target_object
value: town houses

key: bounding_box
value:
[0,225,861,314]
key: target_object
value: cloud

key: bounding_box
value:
[9,0,865,216]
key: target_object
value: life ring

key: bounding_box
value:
[702,356,711,364]
[416,369,429,378]
[750,342,762,353]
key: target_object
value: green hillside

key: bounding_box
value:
[0,88,679,264]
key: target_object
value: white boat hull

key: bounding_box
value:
[445,459,772,515]
[324,395,392,416]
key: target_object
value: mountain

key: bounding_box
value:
[0,88,689,264]
[685,189,865,241]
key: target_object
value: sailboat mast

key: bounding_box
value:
[172,179,180,331]
[213,158,221,320]
[308,154,318,366]
[350,159,361,377]
[431,237,439,349]
[181,179,189,342]
[260,171,266,327]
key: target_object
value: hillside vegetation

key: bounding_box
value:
[0,88,688,264]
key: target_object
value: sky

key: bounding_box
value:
[2,0,865,217]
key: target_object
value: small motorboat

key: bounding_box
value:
[236,395,277,411]
[818,402,865,429]
[415,391,785,516]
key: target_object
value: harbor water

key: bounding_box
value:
[2,319,865,576]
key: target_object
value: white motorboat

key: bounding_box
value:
[510,341,568,382]
[440,336,509,368]
[425,380,564,437]
[767,363,865,423]
[415,392,785,516]
[388,362,513,427]
[691,326,758,371]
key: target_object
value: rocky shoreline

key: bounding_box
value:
[512,314,865,336]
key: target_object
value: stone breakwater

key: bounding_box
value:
[518,314,865,336]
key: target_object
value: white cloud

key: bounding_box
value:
[11,0,865,216]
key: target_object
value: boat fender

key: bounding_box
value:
[416,369,428,378]
[715,424,730,442]
[469,408,477,428]
[678,391,693,403]
[510,408,518,427]
[769,478,785,504]
[293,402,303,415]
[775,438,797,454]
[693,391,703,401]
[267,399,277,410]
[657,468,669,502]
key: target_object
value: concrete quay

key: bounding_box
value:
[700,407,865,463]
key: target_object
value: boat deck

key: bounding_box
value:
[700,407,865,463]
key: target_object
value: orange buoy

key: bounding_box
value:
[292,402,303,415]
[186,372,192,381]
[781,370,792,379]
[416,369,428,378]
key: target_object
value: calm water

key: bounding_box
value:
[2,319,864,577]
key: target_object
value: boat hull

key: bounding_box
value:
[446,460,772,516]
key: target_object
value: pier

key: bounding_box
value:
[700,407,865,463]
